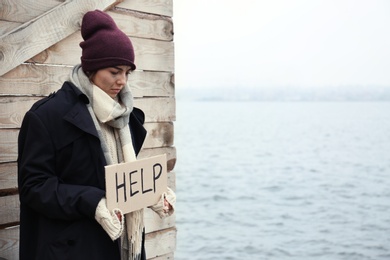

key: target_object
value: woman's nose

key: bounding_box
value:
[117,73,127,85]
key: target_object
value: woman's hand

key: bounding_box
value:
[115,211,122,222]
[95,198,124,241]
[164,198,173,213]
[149,187,176,218]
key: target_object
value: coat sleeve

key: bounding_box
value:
[130,107,147,155]
[18,111,105,220]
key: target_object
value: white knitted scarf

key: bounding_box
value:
[69,65,144,260]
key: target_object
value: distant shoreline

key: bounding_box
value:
[176,86,390,102]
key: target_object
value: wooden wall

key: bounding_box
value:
[0,0,176,259]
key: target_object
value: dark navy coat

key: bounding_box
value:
[17,82,147,260]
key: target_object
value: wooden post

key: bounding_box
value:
[0,0,176,259]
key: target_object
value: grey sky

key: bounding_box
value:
[173,0,390,89]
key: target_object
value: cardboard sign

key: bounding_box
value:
[105,154,167,214]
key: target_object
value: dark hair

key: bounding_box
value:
[84,70,97,83]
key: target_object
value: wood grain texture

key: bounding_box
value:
[0,20,22,35]
[116,0,173,17]
[0,0,62,23]
[0,163,17,191]
[134,97,176,123]
[132,38,174,72]
[0,64,70,96]
[0,97,40,129]
[108,10,173,41]
[143,122,174,148]
[144,208,175,234]
[145,227,176,259]
[0,64,174,98]
[0,0,121,76]
[0,226,18,260]
[0,129,19,164]
[0,195,19,226]
[130,70,175,98]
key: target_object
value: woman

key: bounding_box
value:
[18,10,175,260]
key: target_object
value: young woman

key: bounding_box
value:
[18,10,175,260]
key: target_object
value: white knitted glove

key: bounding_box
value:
[95,198,124,240]
[150,187,176,218]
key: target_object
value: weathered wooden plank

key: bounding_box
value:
[0,195,19,226]
[145,207,175,234]
[0,0,63,23]
[145,227,176,259]
[0,163,17,191]
[145,170,176,233]
[134,97,176,123]
[0,64,70,96]
[26,30,79,65]
[0,64,174,98]
[132,38,174,72]
[108,10,173,41]
[143,122,174,148]
[167,171,176,192]
[27,33,174,72]
[0,129,19,164]
[131,71,174,98]
[116,0,173,17]
[0,226,18,260]
[0,200,18,226]
[0,97,175,129]
[0,20,22,35]
[0,97,40,129]
[0,0,121,76]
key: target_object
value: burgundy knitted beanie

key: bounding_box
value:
[80,10,136,72]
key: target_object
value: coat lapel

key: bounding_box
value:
[63,101,99,138]
[62,82,100,139]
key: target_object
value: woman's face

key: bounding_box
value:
[91,65,132,99]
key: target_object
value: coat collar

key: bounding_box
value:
[62,82,99,138]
